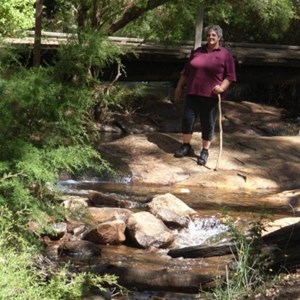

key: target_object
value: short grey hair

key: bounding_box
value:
[204,25,223,39]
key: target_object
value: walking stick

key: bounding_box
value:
[214,94,223,171]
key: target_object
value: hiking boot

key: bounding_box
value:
[197,148,209,166]
[174,144,193,158]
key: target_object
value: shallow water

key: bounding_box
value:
[60,179,292,219]
[59,179,296,298]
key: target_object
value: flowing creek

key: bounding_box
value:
[57,84,300,298]
[58,179,295,299]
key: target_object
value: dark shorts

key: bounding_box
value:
[182,95,218,141]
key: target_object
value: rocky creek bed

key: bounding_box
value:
[38,99,300,299]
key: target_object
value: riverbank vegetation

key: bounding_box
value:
[1,0,300,298]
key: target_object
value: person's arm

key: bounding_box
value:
[212,78,232,95]
[174,74,187,100]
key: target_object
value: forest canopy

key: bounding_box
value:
[1,0,300,45]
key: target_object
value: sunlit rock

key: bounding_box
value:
[127,211,174,248]
[87,207,132,224]
[262,217,300,236]
[98,101,300,190]
[262,189,300,212]
[83,219,126,245]
[147,193,197,227]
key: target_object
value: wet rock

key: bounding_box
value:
[88,190,129,208]
[127,211,174,248]
[58,240,101,258]
[261,220,300,271]
[83,220,126,245]
[147,193,197,227]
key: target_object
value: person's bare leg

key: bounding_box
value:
[183,134,192,144]
[202,139,211,150]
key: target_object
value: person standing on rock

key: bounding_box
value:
[174,24,236,166]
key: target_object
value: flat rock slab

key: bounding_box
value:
[98,133,300,190]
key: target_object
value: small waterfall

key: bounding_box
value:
[172,217,228,249]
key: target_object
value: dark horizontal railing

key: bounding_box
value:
[2,31,300,67]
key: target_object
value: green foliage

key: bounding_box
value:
[0,31,124,298]
[92,82,146,121]
[54,31,125,82]
[0,0,35,37]
[208,0,296,43]
[0,32,122,239]
[0,236,117,299]
[118,1,198,43]
[114,0,300,44]
[207,214,274,300]
[0,68,95,147]
[0,8,139,297]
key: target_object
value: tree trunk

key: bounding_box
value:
[77,1,89,31]
[33,0,44,67]
[194,4,204,50]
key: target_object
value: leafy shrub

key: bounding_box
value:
[0,31,133,298]
[207,214,274,300]
[0,235,117,299]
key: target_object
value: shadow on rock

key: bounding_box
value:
[146,132,197,159]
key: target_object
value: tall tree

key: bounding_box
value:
[33,0,44,67]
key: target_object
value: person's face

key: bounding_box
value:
[206,29,221,48]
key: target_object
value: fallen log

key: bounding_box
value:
[168,242,237,258]
[92,263,217,293]
[168,221,300,272]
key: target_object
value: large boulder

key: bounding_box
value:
[127,211,174,248]
[83,219,126,245]
[147,193,197,227]
[86,207,132,224]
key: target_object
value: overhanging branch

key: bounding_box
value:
[108,0,170,34]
